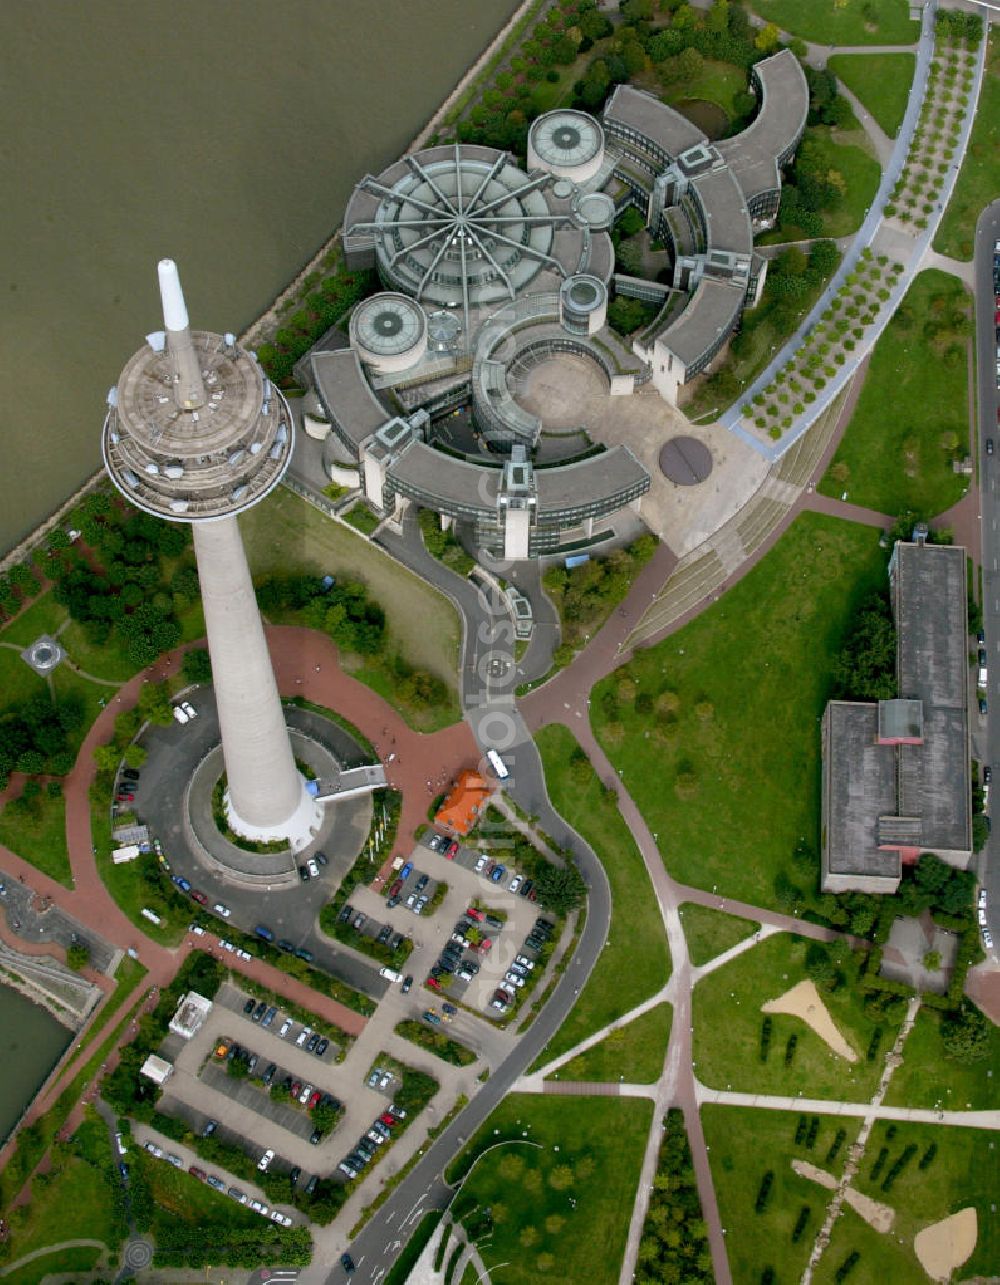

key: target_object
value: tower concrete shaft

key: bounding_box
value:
[192,516,311,838]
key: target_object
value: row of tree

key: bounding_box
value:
[635,1109,712,1281]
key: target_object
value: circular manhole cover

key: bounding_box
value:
[659,436,713,486]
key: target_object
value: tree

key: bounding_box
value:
[941,1002,990,1062]
[755,21,780,51]
[137,681,174,727]
[534,862,586,914]
[122,743,148,769]
[181,648,213,685]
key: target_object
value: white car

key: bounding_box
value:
[979,908,988,926]
[514,955,535,969]
[279,1018,293,1038]
[144,1141,163,1158]
[298,1083,313,1105]
[475,853,489,873]
[181,700,197,719]
[509,874,522,894]
[115,1132,126,1154]
[249,1198,265,1213]
[166,1153,183,1168]
[257,1148,275,1171]
[504,971,526,988]
[306,857,320,879]
[236,948,252,961]
[220,940,235,953]
[984,928,994,950]
[979,889,988,911]
[450,932,469,947]
[189,923,205,936]
[172,704,189,724]
[213,902,231,918]
[270,1209,293,1226]
[296,1026,312,1048]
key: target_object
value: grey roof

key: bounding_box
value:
[653,277,743,369]
[717,50,808,202]
[310,349,389,448]
[534,446,649,511]
[690,167,752,257]
[603,85,706,160]
[824,702,901,879]
[894,542,967,707]
[388,441,500,512]
[878,698,923,741]
[916,705,971,853]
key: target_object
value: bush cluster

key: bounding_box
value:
[754,1170,774,1214]
[635,1110,712,1282]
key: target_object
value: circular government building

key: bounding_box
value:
[307,52,808,559]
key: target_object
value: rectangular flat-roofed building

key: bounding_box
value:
[821,540,972,893]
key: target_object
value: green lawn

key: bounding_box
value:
[828,52,916,136]
[0,592,68,647]
[445,1093,653,1285]
[703,1105,861,1285]
[750,0,919,44]
[693,934,901,1101]
[240,486,459,687]
[59,618,141,683]
[765,128,881,241]
[935,32,1000,260]
[552,1002,671,1084]
[818,270,971,517]
[531,725,670,1067]
[680,903,759,968]
[0,789,70,886]
[661,59,750,132]
[883,1003,1000,1110]
[0,645,46,705]
[0,1111,125,1283]
[813,1121,999,1283]
[92,798,186,946]
[342,503,381,536]
[593,512,888,911]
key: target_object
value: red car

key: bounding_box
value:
[308,1089,322,1110]
[465,907,484,922]
[388,879,403,898]
[426,976,441,990]
[445,840,459,859]
[290,1080,302,1098]
[379,1112,397,1127]
[476,937,492,952]
[188,1165,207,1181]
[190,889,208,905]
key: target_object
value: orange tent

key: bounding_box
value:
[435,770,491,836]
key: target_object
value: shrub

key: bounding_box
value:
[794,1114,807,1146]
[784,1033,798,1067]
[918,1142,937,1170]
[881,1143,917,1192]
[754,1170,774,1214]
[760,1017,773,1063]
[835,1252,860,1282]
[869,1146,889,1182]
[805,1117,819,1150]
[791,1206,811,1244]
[825,1129,847,1166]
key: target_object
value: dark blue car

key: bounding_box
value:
[489,865,505,883]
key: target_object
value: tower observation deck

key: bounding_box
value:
[103,260,321,850]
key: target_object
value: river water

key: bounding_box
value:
[0,0,520,556]
[0,984,73,1143]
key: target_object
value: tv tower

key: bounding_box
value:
[102,259,320,850]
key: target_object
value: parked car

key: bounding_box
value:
[338,903,354,923]
[401,974,413,993]
[353,912,367,931]
[243,997,255,1014]
[263,1062,277,1086]
[306,857,320,879]
[295,946,314,963]
[519,879,534,898]
[172,875,192,893]
[424,1009,442,1025]
[489,865,505,883]
[202,1120,218,1137]
[251,1000,267,1023]
[446,840,460,859]
[279,1017,293,1038]
[299,1083,314,1105]
[415,873,429,892]
[474,853,488,873]
[399,861,413,881]
[213,902,231,917]
[316,1038,329,1057]
[296,1026,312,1048]
[262,1006,278,1028]
[509,874,522,894]
[306,1032,320,1054]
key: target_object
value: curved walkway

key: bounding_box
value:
[0,1238,107,1277]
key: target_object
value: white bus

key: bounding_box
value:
[486,748,509,780]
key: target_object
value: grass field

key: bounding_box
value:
[813,1121,999,1283]
[818,270,971,517]
[551,1002,671,1083]
[703,1106,861,1285]
[59,618,141,683]
[750,0,919,45]
[593,512,888,911]
[828,52,916,136]
[0,645,46,705]
[883,1003,1000,1110]
[693,933,900,1101]
[531,725,670,1067]
[0,593,67,647]
[661,59,750,132]
[0,1111,125,1283]
[0,789,70,886]
[680,903,759,968]
[92,798,186,946]
[935,32,1000,260]
[445,1093,652,1285]
[764,128,881,242]
[240,486,461,689]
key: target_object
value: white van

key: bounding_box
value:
[486,748,509,780]
[379,967,401,983]
[978,666,988,688]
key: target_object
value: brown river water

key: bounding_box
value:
[0,0,519,555]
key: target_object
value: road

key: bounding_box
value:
[974,199,1000,953]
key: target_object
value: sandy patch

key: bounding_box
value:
[761,979,858,1062]
[913,1207,977,1282]
[792,1160,895,1233]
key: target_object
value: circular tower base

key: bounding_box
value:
[224,775,323,854]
